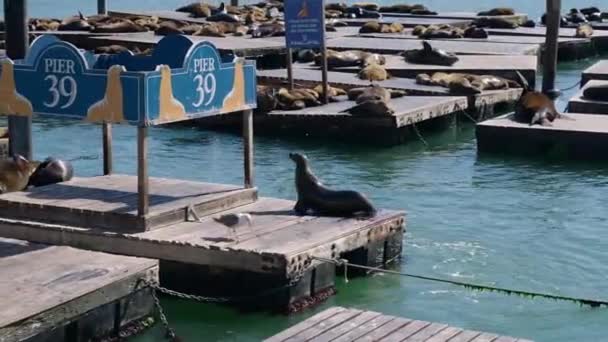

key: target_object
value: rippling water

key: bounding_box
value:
[8,1,608,341]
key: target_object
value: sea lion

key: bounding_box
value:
[473,17,518,29]
[379,4,414,13]
[352,2,380,12]
[477,8,515,16]
[296,49,317,63]
[27,157,74,188]
[513,71,571,126]
[358,63,390,81]
[207,3,241,23]
[315,50,384,68]
[410,8,437,15]
[344,7,381,19]
[95,45,131,54]
[541,13,570,27]
[326,3,348,12]
[575,23,593,38]
[58,12,91,31]
[359,20,382,33]
[521,19,536,28]
[176,3,214,18]
[325,10,343,19]
[255,85,277,114]
[566,8,588,24]
[402,41,459,66]
[312,84,346,98]
[92,19,148,33]
[251,22,284,38]
[581,7,601,16]
[32,18,61,31]
[289,152,376,217]
[155,21,184,35]
[464,26,488,39]
[0,155,38,193]
[277,88,320,109]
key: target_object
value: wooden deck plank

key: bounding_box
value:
[380,320,432,341]
[493,337,518,342]
[326,37,539,56]
[332,314,397,342]
[567,80,608,114]
[0,237,157,329]
[486,27,608,39]
[403,322,449,341]
[285,309,364,341]
[425,326,464,342]
[470,333,499,342]
[448,330,483,342]
[264,307,346,342]
[310,310,383,342]
[342,17,471,28]
[355,317,412,341]
[380,11,527,22]
[582,60,608,85]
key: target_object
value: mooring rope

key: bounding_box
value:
[455,102,478,124]
[311,256,608,308]
[560,80,582,92]
[411,122,429,147]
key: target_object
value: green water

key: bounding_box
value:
[13,1,608,341]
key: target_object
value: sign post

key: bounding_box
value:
[4,0,32,159]
[285,0,328,103]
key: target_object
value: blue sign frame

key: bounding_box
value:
[0,34,257,127]
[285,0,326,49]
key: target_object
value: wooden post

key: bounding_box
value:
[4,0,32,160]
[320,0,329,104]
[286,48,294,90]
[243,109,254,188]
[137,126,149,217]
[102,123,112,175]
[97,0,107,15]
[542,0,561,99]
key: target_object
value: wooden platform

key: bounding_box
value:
[0,237,158,342]
[476,113,608,160]
[0,197,405,312]
[380,11,527,23]
[318,54,537,88]
[326,36,539,56]
[0,174,257,233]
[257,68,523,113]
[567,80,608,114]
[264,307,534,342]
[485,27,608,51]
[342,17,471,28]
[581,60,608,86]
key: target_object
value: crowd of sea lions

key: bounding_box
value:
[416,72,521,95]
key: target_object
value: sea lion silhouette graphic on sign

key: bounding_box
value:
[297,0,309,18]
[157,64,186,123]
[0,59,33,117]
[221,58,246,113]
[86,65,126,123]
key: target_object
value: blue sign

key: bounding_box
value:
[285,0,325,48]
[0,34,257,126]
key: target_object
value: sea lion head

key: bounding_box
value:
[28,157,74,187]
[421,41,458,66]
[289,152,308,167]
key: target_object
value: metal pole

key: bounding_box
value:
[97,0,107,15]
[137,126,149,216]
[102,123,112,175]
[4,0,32,159]
[243,109,254,188]
[542,0,561,99]
[286,48,294,90]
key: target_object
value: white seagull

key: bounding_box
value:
[213,213,254,242]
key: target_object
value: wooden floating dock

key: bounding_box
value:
[326,36,539,56]
[568,80,608,114]
[0,174,257,233]
[0,196,405,313]
[380,11,527,23]
[485,27,608,51]
[264,307,534,342]
[341,17,471,28]
[320,54,537,88]
[257,68,522,115]
[476,113,608,160]
[581,60,608,86]
[0,237,158,342]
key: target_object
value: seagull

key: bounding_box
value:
[213,213,254,242]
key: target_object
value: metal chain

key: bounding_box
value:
[150,286,179,341]
[152,283,231,303]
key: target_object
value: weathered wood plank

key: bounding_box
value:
[403,322,449,341]
[568,80,608,114]
[355,317,412,341]
[494,337,518,342]
[470,333,499,342]
[285,309,364,341]
[425,326,464,342]
[326,37,539,56]
[380,11,527,23]
[310,310,383,342]
[263,307,346,342]
[380,320,432,342]
[332,314,396,342]
[342,17,471,28]
[449,330,483,342]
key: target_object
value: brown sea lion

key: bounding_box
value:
[312,84,346,98]
[379,4,414,13]
[359,20,382,33]
[207,3,241,23]
[477,8,515,16]
[194,25,225,37]
[0,155,38,193]
[575,23,593,38]
[346,84,394,116]
[251,22,284,37]
[28,157,73,188]
[464,26,488,39]
[290,152,376,217]
[402,41,459,66]
[181,24,204,35]
[512,72,571,126]
[58,12,91,31]
[325,10,343,19]
[277,88,321,108]
[176,3,214,18]
[352,2,380,12]
[325,3,348,12]
[155,21,184,35]
[473,17,518,29]
[358,63,390,81]
[255,85,277,114]
[32,18,61,31]
[315,50,385,68]
[92,19,148,33]
[95,45,131,54]
[411,7,437,15]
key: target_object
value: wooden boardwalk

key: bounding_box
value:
[476,113,608,160]
[0,237,158,342]
[325,37,539,56]
[581,60,608,85]
[0,174,257,233]
[0,197,405,311]
[264,307,534,342]
[568,80,608,114]
[319,54,537,87]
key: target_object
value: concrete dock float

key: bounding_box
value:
[581,60,608,86]
[567,80,608,114]
[0,237,158,342]
[0,194,405,313]
[263,306,534,342]
[476,113,608,160]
